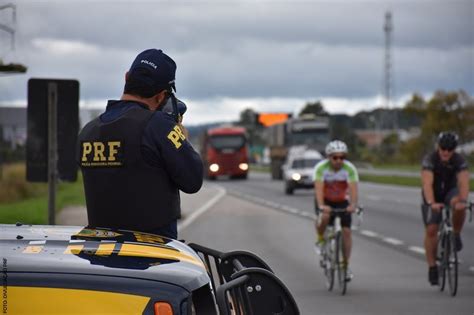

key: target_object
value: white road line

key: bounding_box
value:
[300,212,317,220]
[360,230,379,238]
[408,246,426,255]
[281,206,299,214]
[178,186,227,230]
[382,237,404,246]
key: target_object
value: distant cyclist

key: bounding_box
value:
[421,131,470,285]
[314,140,359,281]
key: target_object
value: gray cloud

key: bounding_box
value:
[0,0,472,111]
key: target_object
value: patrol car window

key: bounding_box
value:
[292,159,320,168]
[209,135,245,150]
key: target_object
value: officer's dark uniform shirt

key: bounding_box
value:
[422,151,468,202]
[78,100,203,234]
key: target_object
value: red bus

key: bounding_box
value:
[201,126,249,180]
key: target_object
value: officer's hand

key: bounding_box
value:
[431,203,444,212]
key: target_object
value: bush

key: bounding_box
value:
[0,163,47,203]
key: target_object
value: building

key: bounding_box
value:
[0,107,26,149]
[0,106,102,149]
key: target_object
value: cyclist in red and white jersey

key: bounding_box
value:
[314,140,359,280]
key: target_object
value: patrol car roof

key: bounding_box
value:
[0,224,209,292]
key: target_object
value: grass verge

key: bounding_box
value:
[360,174,474,190]
[0,163,85,224]
[0,180,85,225]
[250,164,270,173]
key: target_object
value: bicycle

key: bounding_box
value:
[434,201,472,296]
[317,206,363,295]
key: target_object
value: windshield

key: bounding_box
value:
[209,135,246,150]
[292,159,320,169]
[290,130,330,148]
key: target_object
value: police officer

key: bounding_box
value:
[421,131,470,285]
[78,49,203,239]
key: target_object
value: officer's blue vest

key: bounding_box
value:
[78,107,180,231]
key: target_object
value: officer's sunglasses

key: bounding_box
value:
[331,155,345,161]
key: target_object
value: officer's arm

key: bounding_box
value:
[146,114,203,193]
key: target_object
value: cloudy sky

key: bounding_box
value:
[0,0,472,125]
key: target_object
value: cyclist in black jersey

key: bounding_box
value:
[421,132,470,285]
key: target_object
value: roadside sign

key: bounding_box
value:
[26,78,79,182]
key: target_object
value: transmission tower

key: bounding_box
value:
[383,11,397,132]
[0,3,27,74]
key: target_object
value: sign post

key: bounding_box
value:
[27,78,79,225]
[47,82,58,225]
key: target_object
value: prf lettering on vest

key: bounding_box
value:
[167,125,186,149]
[81,141,122,167]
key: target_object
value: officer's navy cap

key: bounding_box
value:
[128,49,177,92]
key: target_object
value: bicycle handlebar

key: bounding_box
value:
[426,201,473,222]
[318,206,364,215]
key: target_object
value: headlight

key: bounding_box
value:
[209,163,219,172]
[291,173,301,181]
[239,163,249,171]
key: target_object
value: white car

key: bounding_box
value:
[283,150,322,195]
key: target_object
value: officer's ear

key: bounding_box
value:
[154,90,169,111]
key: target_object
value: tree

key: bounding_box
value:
[239,108,257,126]
[298,101,328,117]
[401,90,474,162]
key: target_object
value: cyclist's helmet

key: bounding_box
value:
[437,131,458,151]
[325,140,348,156]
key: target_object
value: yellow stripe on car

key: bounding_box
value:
[8,286,150,314]
[95,243,116,256]
[22,246,43,254]
[119,244,204,268]
[64,244,85,255]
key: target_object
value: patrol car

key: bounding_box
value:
[1,224,299,315]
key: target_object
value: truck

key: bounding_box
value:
[265,114,330,180]
[200,126,249,180]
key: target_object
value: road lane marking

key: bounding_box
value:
[360,230,379,238]
[408,246,425,255]
[178,186,226,230]
[281,206,299,214]
[227,188,438,261]
[382,237,404,246]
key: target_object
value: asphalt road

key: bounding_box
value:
[180,172,474,315]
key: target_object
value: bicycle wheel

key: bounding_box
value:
[446,232,458,296]
[325,238,335,291]
[335,232,347,295]
[437,232,446,292]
